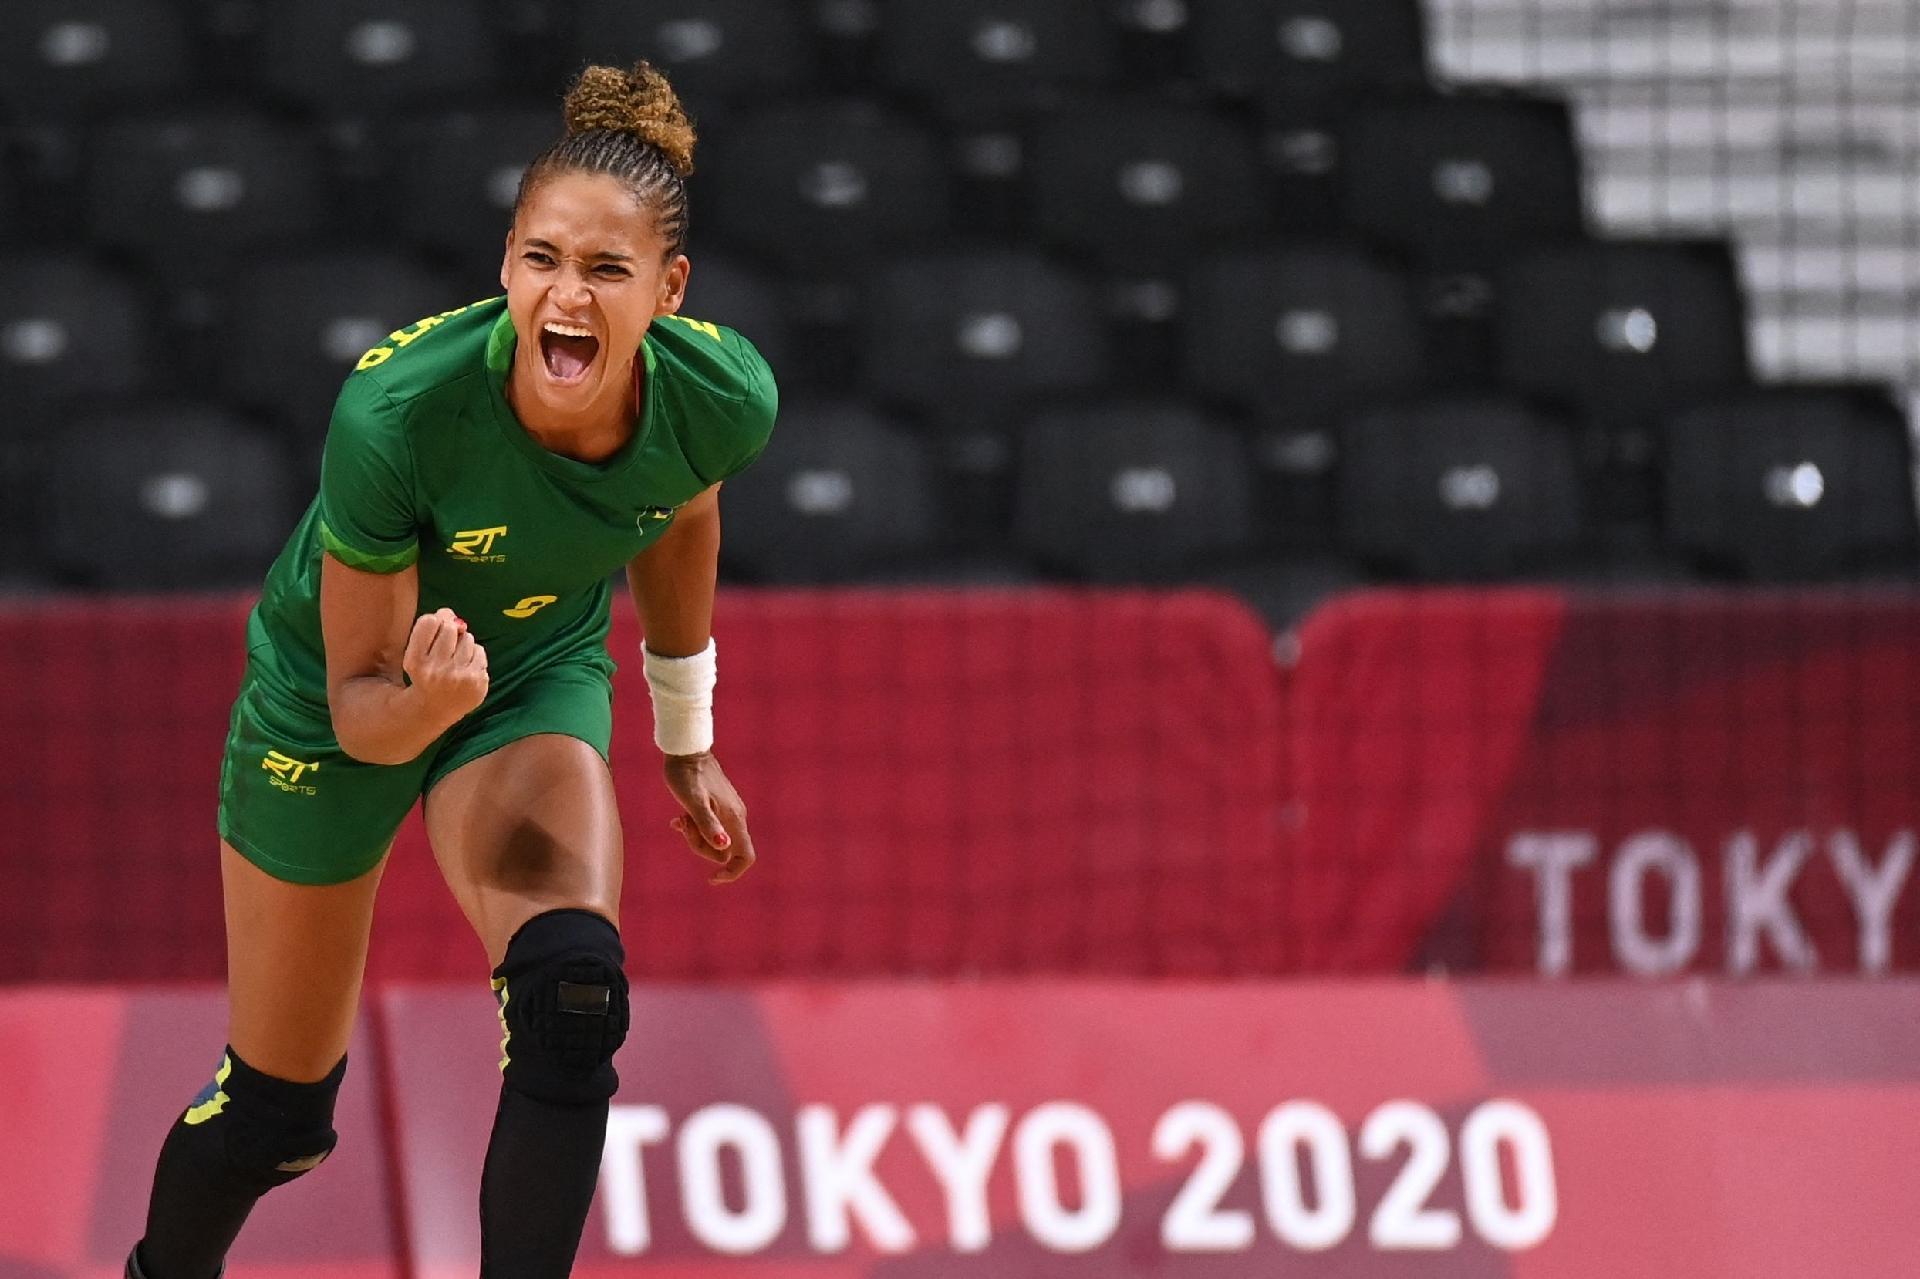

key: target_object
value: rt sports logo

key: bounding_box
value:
[262,750,320,795]
[450,525,509,562]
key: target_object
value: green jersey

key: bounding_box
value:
[245,297,777,716]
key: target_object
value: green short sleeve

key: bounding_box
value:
[317,375,420,572]
[718,347,778,483]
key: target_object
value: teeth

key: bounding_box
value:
[543,322,593,338]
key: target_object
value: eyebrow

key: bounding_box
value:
[524,238,634,264]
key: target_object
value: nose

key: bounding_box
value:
[552,266,591,309]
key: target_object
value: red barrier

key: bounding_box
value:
[7,981,1920,1277]
[9,586,1919,982]
[1286,589,1920,975]
[378,979,1920,1278]
[0,989,398,1279]
[1,589,1282,982]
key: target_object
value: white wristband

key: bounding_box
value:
[643,637,717,756]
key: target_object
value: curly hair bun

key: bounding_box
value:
[563,61,696,177]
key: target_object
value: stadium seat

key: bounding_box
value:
[254,1,499,115]
[1664,387,1920,581]
[572,0,818,123]
[0,0,193,121]
[679,252,792,385]
[1183,242,1425,428]
[218,250,458,440]
[41,405,294,590]
[716,399,941,582]
[859,248,1110,418]
[1187,0,1428,107]
[1030,99,1266,271]
[0,252,149,411]
[1496,239,1752,440]
[1013,401,1256,582]
[1255,100,1350,235]
[1342,90,1585,272]
[874,0,1121,120]
[85,110,325,269]
[1338,397,1587,579]
[386,106,551,277]
[703,101,949,273]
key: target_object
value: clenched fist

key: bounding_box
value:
[403,607,489,721]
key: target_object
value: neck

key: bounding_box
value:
[506,352,642,463]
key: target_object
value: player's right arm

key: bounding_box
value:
[315,372,486,765]
[321,557,488,765]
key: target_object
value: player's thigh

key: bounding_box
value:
[221,839,387,1083]
[424,732,623,968]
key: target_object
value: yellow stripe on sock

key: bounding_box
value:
[492,976,512,1072]
[182,1053,233,1126]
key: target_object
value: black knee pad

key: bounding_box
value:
[183,1047,345,1191]
[492,908,630,1105]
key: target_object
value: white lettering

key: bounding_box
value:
[905,1104,1008,1253]
[1257,1101,1355,1251]
[678,1104,787,1254]
[600,1105,671,1254]
[1507,832,1599,976]
[797,1104,915,1253]
[1153,1101,1254,1251]
[1013,1102,1122,1252]
[1829,830,1916,974]
[1726,830,1817,975]
[1609,830,1701,976]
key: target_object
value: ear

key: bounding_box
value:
[499,230,514,293]
[656,254,690,317]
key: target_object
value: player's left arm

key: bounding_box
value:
[626,482,756,885]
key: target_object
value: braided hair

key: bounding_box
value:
[515,62,696,256]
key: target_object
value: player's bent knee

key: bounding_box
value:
[491,908,630,1105]
[183,1047,346,1190]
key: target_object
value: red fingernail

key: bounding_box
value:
[715,832,730,847]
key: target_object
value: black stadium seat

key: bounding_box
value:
[0,0,193,121]
[0,252,149,410]
[1183,242,1425,428]
[1496,239,1751,440]
[254,1,499,115]
[42,405,294,590]
[1342,91,1585,273]
[86,110,326,269]
[1187,0,1428,107]
[860,249,1110,417]
[1664,387,1920,581]
[573,0,817,124]
[1030,99,1265,271]
[218,250,458,440]
[716,399,941,582]
[390,106,553,277]
[1013,401,1256,581]
[1338,397,1586,579]
[875,0,1121,120]
[704,101,949,273]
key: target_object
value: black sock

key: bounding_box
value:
[137,1047,345,1279]
[479,1085,611,1278]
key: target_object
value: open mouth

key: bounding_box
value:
[540,323,599,384]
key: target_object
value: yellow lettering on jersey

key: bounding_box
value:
[503,595,558,619]
[389,314,445,348]
[665,315,723,342]
[356,345,394,371]
[450,526,509,556]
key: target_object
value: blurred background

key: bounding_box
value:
[4,1,1920,1273]
[1,0,1916,600]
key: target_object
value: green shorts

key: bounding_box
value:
[216,659,615,886]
